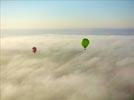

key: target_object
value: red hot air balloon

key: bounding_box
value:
[32,47,37,53]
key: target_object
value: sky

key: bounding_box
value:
[1,0,134,29]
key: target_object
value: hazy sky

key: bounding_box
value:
[1,0,134,29]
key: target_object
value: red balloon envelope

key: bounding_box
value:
[32,47,37,53]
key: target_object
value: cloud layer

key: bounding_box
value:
[1,35,134,100]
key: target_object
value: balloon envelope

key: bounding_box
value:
[32,47,37,53]
[81,38,90,49]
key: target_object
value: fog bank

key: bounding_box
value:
[1,35,134,100]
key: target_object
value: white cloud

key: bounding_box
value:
[1,35,134,100]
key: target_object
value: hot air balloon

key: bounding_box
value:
[32,47,37,53]
[81,38,90,50]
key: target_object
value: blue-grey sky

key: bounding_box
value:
[1,0,134,29]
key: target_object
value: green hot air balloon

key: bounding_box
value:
[81,38,90,50]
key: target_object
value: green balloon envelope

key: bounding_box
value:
[81,38,90,50]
